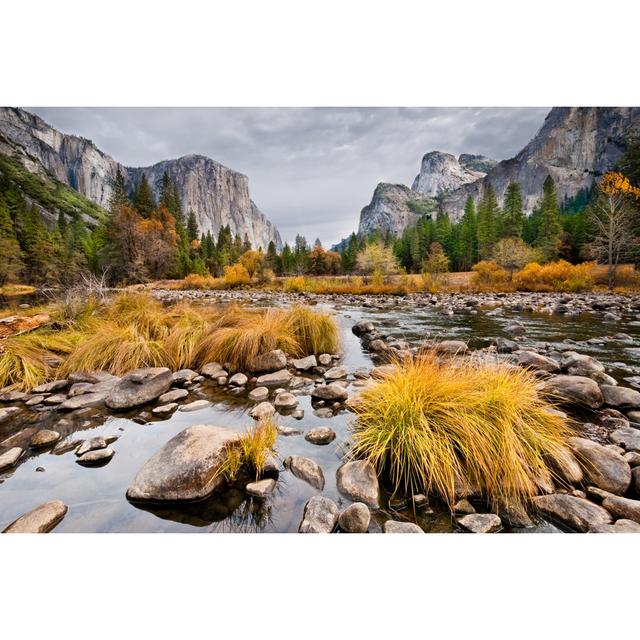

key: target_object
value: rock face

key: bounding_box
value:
[126,425,241,502]
[0,107,282,250]
[105,367,172,410]
[2,500,68,533]
[412,151,493,196]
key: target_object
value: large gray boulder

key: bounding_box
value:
[533,494,612,532]
[544,375,604,408]
[2,500,67,533]
[249,349,287,374]
[126,425,241,502]
[568,437,631,495]
[336,460,380,508]
[600,385,640,409]
[299,496,339,533]
[561,352,605,378]
[106,367,173,410]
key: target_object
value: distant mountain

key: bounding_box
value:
[0,107,282,249]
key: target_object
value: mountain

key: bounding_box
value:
[0,107,282,249]
[358,107,640,237]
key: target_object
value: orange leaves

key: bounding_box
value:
[598,171,640,199]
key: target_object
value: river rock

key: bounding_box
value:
[276,425,303,436]
[2,500,68,533]
[633,467,640,494]
[305,426,336,445]
[32,379,68,394]
[598,492,640,523]
[249,401,276,420]
[200,362,225,378]
[590,519,640,533]
[25,395,45,406]
[284,455,325,490]
[274,392,298,410]
[600,385,640,409]
[550,447,584,485]
[452,499,476,515]
[336,460,380,508]
[505,321,526,336]
[338,502,371,533]
[105,367,172,410]
[29,430,61,448]
[311,382,348,402]
[171,369,199,386]
[383,520,423,533]
[249,350,287,374]
[434,340,468,355]
[324,366,347,380]
[299,496,339,533]
[76,448,115,466]
[544,375,604,408]
[179,399,211,412]
[457,513,502,533]
[227,372,247,387]
[517,350,560,373]
[44,394,67,405]
[152,403,178,417]
[158,388,189,404]
[76,436,107,456]
[245,478,276,498]
[352,320,374,336]
[248,386,269,402]
[533,494,612,532]
[256,370,291,387]
[318,354,332,366]
[126,425,241,502]
[610,427,640,452]
[292,355,317,371]
[568,437,631,495]
[561,352,605,379]
[624,452,640,467]
[0,390,26,402]
[0,447,23,472]
[0,406,21,424]
[60,392,107,410]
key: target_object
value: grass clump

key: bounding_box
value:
[220,419,278,481]
[350,352,572,511]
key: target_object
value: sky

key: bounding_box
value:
[30,107,550,246]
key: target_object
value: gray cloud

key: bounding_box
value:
[29,107,549,245]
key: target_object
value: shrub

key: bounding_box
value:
[350,352,572,511]
[223,263,250,288]
[220,419,278,481]
[283,276,306,293]
[183,273,219,290]
[471,260,509,285]
[285,305,340,355]
[514,260,596,292]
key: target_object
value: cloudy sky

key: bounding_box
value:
[30,107,550,246]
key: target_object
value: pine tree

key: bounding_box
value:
[502,181,524,238]
[109,168,129,213]
[477,183,500,259]
[459,195,478,269]
[281,243,295,274]
[133,173,156,217]
[186,210,199,242]
[535,175,562,260]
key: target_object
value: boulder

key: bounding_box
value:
[256,370,291,387]
[517,351,560,373]
[29,430,61,448]
[352,320,374,336]
[248,386,269,402]
[544,375,604,408]
[0,447,23,472]
[158,388,189,404]
[568,437,631,495]
[2,500,68,533]
[249,401,276,420]
[274,392,298,410]
[549,447,584,485]
[457,513,502,533]
[249,350,287,374]
[599,492,640,523]
[292,355,318,371]
[610,428,640,452]
[600,385,640,409]
[305,426,336,445]
[533,494,612,532]
[561,352,604,378]
[245,478,276,498]
[276,425,303,436]
[299,496,339,533]
[624,452,640,468]
[105,367,172,410]
[311,382,348,402]
[336,460,380,508]
[126,425,241,502]
[338,503,371,533]
[284,455,325,490]
[383,520,423,533]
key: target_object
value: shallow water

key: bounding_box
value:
[0,296,638,533]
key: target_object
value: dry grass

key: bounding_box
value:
[350,352,573,511]
[219,419,278,481]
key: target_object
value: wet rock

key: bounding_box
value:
[0,447,23,472]
[600,385,640,409]
[274,392,298,410]
[610,427,640,452]
[590,519,640,533]
[544,375,604,408]
[291,354,318,371]
[634,467,640,494]
[516,351,560,373]
[76,448,115,466]
[352,320,374,336]
[201,362,225,378]
[2,500,68,533]
[505,321,526,336]
[311,382,348,402]
[299,496,339,533]
[228,372,248,387]
[383,520,423,533]
[568,437,631,495]
[412,494,429,509]
[256,370,291,387]
[216,376,228,386]
[44,394,67,405]
[598,492,640,523]
[25,395,46,406]
[245,478,276,498]
[318,354,332,366]
[158,388,189,404]
[0,390,26,402]
[276,425,303,436]
[434,340,468,355]
[0,406,21,423]
[324,366,347,381]
[338,503,371,533]
[106,367,172,410]
[494,337,518,352]
[452,499,476,515]
[561,352,605,379]
[284,455,325,490]
[624,452,640,467]
[336,460,380,508]
[533,494,612,532]
[29,430,61,448]
[248,387,269,402]
[179,399,211,412]
[305,426,336,445]
[152,403,178,417]
[497,500,535,528]
[249,350,287,374]
[550,447,584,485]
[76,436,107,456]
[249,401,276,420]
[457,513,502,533]
[126,425,241,502]
[33,379,68,394]
[171,369,199,386]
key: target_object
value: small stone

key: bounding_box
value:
[590,519,640,533]
[76,436,107,456]
[624,451,640,467]
[274,392,298,410]
[2,500,68,533]
[276,425,303,436]
[292,355,318,370]
[434,340,468,355]
[544,375,604,409]
[250,401,276,420]
[229,372,248,387]
[284,455,325,490]
[338,503,371,533]
[179,400,211,412]
[318,354,332,366]
[452,499,476,515]
[533,494,612,532]
[245,478,276,498]
[200,362,225,377]
[25,395,45,406]
[610,427,640,452]
[457,513,502,533]
[517,350,560,373]
[76,448,115,466]
[311,382,348,402]
[171,369,199,385]
[152,403,178,417]
[305,426,336,445]
[216,376,228,386]
[29,430,61,448]
[411,494,429,508]
[0,406,21,424]
[256,370,291,387]
[568,436,631,495]
[0,390,26,402]
[59,392,106,411]
[299,496,339,533]
[43,394,67,405]
[0,447,23,472]
[383,520,423,533]
[600,385,640,409]
[352,320,374,336]
[158,388,189,404]
[324,366,347,381]
[249,350,287,374]
[248,386,269,402]
[33,379,68,394]
[336,460,380,508]
[35,467,45,472]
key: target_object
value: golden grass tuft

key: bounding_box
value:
[285,305,340,355]
[350,352,573,511]
[220,419,278,481]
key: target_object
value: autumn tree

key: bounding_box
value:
[356,242,400,275]
[422,242,450,275]
[239,249,264,279]
[492,237,537,280]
